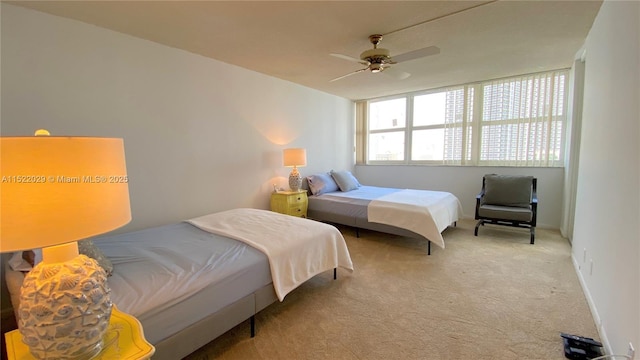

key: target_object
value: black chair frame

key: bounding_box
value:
[474,177,538,244]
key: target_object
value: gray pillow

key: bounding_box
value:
[307,173,339,195]
[330,170,361,192]
[483,174,533,208]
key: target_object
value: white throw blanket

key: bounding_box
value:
[187,208,354,301]
[368,190,462,249]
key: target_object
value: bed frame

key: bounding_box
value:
[155,267,337,359]
[307,208,443,255]
[6,265,340,359]
[153,283,278,360]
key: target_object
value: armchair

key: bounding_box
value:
[474,174,538,244]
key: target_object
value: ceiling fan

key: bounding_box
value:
[330,34,440,82]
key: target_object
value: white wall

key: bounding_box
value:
[571,0,639,355]
[355,165,563,229]
[0,4,354,233]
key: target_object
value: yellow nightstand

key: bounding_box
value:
[5,305,155,360]
[271,190,308,218]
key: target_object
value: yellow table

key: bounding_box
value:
[271,190,308,218]
[5,305,155,360]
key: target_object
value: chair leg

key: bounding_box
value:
[474,220,483,236]
[530,227,535,244]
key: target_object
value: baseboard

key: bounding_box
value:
[459,215,557,230]
[571,253,612,355]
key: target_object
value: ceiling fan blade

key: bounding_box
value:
[383,67,411,80]
[392,46,440,63]
[330,68,368,82]
[330,53,368,65]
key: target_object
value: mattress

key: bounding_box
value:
[308,185,462,250]
[307,186,401,219]
[93,222,272,344]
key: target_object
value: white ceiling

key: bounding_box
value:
[10,1,602,100]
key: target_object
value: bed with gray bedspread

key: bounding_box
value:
[6,209,353,360]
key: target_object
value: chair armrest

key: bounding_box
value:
[475,189,485,219]
[530,189,538,226]
[475,192,483,207]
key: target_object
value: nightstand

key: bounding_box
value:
[5,305,155,360]
[271,190,308,218]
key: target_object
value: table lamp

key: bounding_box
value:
[0,130,131,360]
[283,148,306,191]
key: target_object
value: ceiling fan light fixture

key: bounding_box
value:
[370,63,383,73]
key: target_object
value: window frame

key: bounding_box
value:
[366,94,410,165]
[361,69,569,167]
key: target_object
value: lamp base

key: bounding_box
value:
[289,167,302,192]
[18,255,112,360]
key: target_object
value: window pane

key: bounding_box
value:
[480,120,563,163]
[414,88,465,127]
[480,71,566,166]
[482,73,567,122]
[414,93,446,126]
[368,131,404,161]
[369,98,406,130]
[480,123,522,161]
[412,129,444,161]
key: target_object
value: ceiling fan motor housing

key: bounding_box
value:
[360,48,391,63]
[360,48,392,73]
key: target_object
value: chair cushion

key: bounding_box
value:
[478,204,533,222]
[483,174,533,208]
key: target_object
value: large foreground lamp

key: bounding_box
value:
[0,131,131,360]
[283,148,306,191]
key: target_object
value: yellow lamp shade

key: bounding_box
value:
[283,148,307,167]
[0,136,131,252]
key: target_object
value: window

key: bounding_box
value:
[361,70,568,167]
[367,97,406,161]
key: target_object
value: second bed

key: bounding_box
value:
[307,185,463,254]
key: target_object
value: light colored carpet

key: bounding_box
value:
[184,219,598,360]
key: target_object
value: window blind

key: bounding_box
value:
[479,71,567,166]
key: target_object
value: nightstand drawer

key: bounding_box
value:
[287,204,306,216]
[286,194,306,205]
[271,191,308,218]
